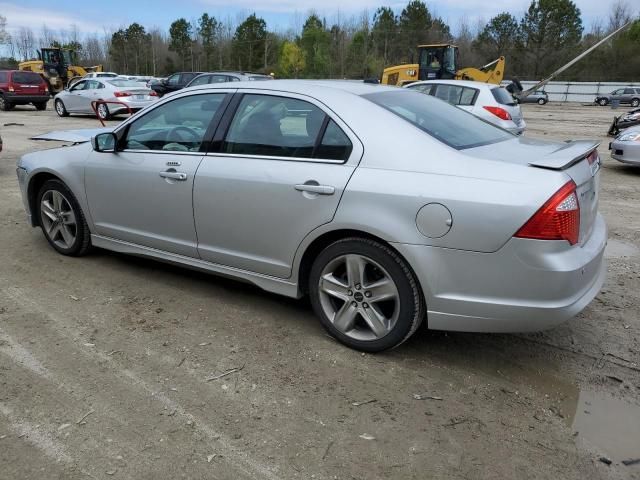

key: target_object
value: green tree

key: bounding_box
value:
[473,12,521,61]
[300,14,331,77]
[372,7,397,66]
[278,40,305,78]
[520,0,583,78]
[198,13,218,71]
[125,23,150,74]
[233,14,267,71]
[398,0,432,61]
[169,18,193,70]
[109,29,128,72]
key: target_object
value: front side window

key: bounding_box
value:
[223,94,327,159]
[167,74,180,86]
[407,84,434,95]
[209,75,229,83]
[123,93,226,152]
[364,90,514,150]
[70,81,87,91]
[190,75,211,86]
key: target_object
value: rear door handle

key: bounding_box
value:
[159,171,187,181]
[295,184,335,195]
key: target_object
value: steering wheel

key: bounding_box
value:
[167,126,200,143]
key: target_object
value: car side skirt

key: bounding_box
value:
[91,235,301,298]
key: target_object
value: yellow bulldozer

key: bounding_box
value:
[381,44,505,86]
[18,47,103,94]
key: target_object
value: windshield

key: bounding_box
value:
[108,79,146,88]
[363,90,514,150]
[61,50,75,66]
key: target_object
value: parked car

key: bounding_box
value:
[405,79,526,134]
[54,78,158,120]
[0,70,50,111]
[17,81,606,352]
[83,72,119,79]
[150,72,204,97]
[610,127,640,165]
[595,87,640,107]
[516,89,549,105]
[186,71,273,87]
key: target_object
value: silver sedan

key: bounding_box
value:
[54,78,159,120]
[610,127,640,165]
[17,81,607,351]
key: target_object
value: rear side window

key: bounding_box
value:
[12,71,43,84]
[223,94,351,161]
[0,72,7,83]
[432,85,478,106]
[490,87,516,106]
[364,90,513,150]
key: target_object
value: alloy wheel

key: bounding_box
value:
[318,254,400,341]
[40,190,77,249]
[97,104,108,119]
[55,101,65,115]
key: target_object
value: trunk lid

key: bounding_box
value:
[467,136,601,245]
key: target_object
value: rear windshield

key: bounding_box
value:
[108,80,145,88]
[363,90,513,150]
[12,71,43,84]
[491,87,516,106]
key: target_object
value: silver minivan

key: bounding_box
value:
[406,79,526,135]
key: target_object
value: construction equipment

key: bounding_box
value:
[381,44,505,86]
[18,48,103,94]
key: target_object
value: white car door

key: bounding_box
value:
[84,92,230,257]
[192,91,363,278]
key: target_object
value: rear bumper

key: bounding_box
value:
[394,213,607,332]
[4,93,50,104]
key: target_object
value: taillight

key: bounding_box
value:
[515,181,580,245]
[114,91,131,97]
[483,106,512,121]
[149,91,158,97]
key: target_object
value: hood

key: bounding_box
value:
[30,127,113,143]
[466,136,599,170]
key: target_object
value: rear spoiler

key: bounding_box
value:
[528,140,600,170]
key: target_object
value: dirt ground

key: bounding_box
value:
[0,101,639,480]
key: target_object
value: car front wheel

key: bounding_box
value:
[632,98,640,108]
[309,238,424,352]
[598,98,608,106]
[37,179,91,256]
[538,98,547,105]
[97,103,110,120]
[55,99,69,117]
[0,95,13,111]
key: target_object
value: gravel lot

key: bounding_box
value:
[0,101,639,480]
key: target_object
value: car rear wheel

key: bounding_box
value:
[55,99,69,117]
[632,98,640,108]
[97,103,110,120]
[0,95,13,111]
[34,102,47,111]
[37,179,91,256]
[309,238,424,352]
[537,98,547,105]
[598,98,608,106]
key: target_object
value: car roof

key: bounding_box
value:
[409,79,501,89]
[185,79,398,96]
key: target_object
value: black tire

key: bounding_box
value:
[537,98,547,105]
[96,103,110,120]
[36,179,92,256]
[34,102,47,111]
[309,237,424,352]
[598,98,608,106]
[55,99,69,117]
[0,95,13,111]
[631,98,640,108]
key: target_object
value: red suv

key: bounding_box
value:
[0,70,50,111]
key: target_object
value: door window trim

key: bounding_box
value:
[208,91,356,165]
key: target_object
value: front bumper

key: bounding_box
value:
[610,140,640,165]
[394,213,607,333]
[16,166,33,225]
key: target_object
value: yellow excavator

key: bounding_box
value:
[18,47,103,94]
[381,44,505,86]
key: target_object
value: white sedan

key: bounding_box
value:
[54,78,159,120]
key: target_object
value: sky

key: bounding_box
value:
[0,0,630,38]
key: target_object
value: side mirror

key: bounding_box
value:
[92,132,117,153]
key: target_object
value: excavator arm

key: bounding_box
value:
[455,56,505,85]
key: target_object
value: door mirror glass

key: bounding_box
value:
[92,132,117,152]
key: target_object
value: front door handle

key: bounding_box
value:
[295,184,335,195]
[159,171,187,181]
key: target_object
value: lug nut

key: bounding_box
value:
[364,291,372,298]
[351,301,357,307]
[362,303,369,309]
[355,284,361,290]
[347,290,353,296]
